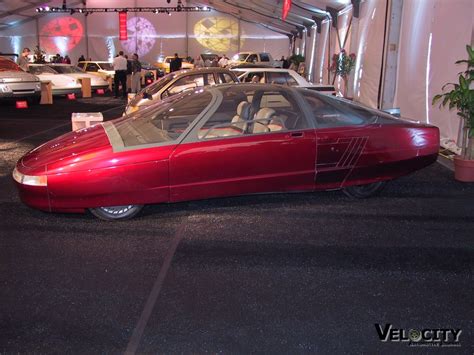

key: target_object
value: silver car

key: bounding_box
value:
[125,67,239,115]
[0,57,41,102]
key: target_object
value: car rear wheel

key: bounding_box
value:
[342,181,386,199]
[89,204,143,221]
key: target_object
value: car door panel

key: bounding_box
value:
[315,127,369,189]
[169,129,316,202]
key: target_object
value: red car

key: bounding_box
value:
[13,84,439,220]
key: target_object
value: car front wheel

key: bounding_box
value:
[89,204,144,221]
[342,181,386,199]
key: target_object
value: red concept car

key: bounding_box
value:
[13,84,440,220]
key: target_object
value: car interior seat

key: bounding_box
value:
[232,101,252,123]
[252,107,275,133]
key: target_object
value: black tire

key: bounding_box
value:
[342,181,386,199]
[89,204,143,221]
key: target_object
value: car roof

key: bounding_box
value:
[173,67,235,75]
[231,67,298,74]
[228,63,274,69]
[78,61,111,64]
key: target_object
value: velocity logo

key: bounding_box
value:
[375,323,462,347]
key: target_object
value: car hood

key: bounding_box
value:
[35,73,81,87]
[0,70,39,82]
[21,124,112,171]
[63,73,108,85]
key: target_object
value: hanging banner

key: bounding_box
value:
[282,0,292,20]
[119,11,127,40]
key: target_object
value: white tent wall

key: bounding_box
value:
[0,21,37,57]
[240,22,289,59]
[0,4,288,65]
[394,0,473,148]
[314,20,330,84]
[351,0,387,109]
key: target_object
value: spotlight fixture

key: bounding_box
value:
[35,5,211,14]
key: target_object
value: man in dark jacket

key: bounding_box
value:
[170,53,182,72]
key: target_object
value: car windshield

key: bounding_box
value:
[110,91,213,148]
[98,63,113,71]
[28,65,58,74]
[238,54,249,61]
[0,58,22,72]
[50,65,83,73]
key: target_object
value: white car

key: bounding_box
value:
[231,67,338,95]
[28,64,82,96]
[229,52,275,67]
[47,64,109,91]
[0,57,41,102]
[77,61,115,81]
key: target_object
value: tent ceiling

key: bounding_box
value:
[0,0,352,33]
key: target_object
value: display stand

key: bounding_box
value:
[40,80,53,105]
[79,77,92,98]
[71,112,104,131]
[107,77,113,91]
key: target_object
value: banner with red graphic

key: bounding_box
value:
[119,12,127,40]
[282,0,291,20]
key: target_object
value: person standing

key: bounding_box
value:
[78,54,85,63]
[170,53,182,72]
[211,55,219,67]
[113,51,128,98]
[218,54,229,68]
[130,53,142,94]
[63,55,71,64]
[17,48,30,71]
[194,55,204,68]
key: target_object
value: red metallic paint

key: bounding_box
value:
[14,115,440,215]
[169,129,317,202]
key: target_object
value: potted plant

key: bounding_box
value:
[432,45,474,182]
[330,49,356,98]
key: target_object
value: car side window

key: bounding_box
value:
[162,74,204,98]
[301,90,372,127]
[205,73,216,86]
[86,63,99,72]
[242,72,264,83]
[216,73,235,84]
[247,54,258,63]
[266,72,288,85]
[285,73,299,86]
[77,62,85,70]
[260,53,270,62]
[197,87,309,140]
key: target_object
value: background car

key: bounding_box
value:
[155,56,194,74]
[47,64,109,92]
[77,61,115,81]
[13,84,439,220]
[27,64,82,96]
[229,52,275,67]
[0,57,41,103]
[125,67,239,114]
[140,61,164,86]
[231,67,338,95]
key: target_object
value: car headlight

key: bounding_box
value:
[12,167,47,186]
[0,84,11,93]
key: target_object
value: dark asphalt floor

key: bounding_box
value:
[0,96,473,354]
